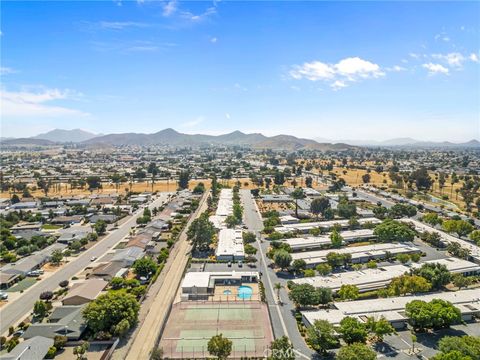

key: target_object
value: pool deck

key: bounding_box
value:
[212,284,260,302]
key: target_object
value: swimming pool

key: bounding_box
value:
[237,285,253,300]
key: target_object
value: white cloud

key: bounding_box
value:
[181,116,204,128]
[434,33,450,42]
[334,57,384,79]
[225,113,231,119]
[163,0,177,16]
[331,80,347,91]
[469,53,479,62]
[0,67,17,75]
[390,65,407,72]
[290,61,335,81]
[422,63,449,75]
[409,53,420,59]
[432,52,465,67]
[126,45,159,52]
[181,6,216,22]
[290,57,384,90]
[0,87,88,117]
[99,21,150,30]
[210,37,218,43]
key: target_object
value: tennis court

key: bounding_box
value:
[160,301,273,358]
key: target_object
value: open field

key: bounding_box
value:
[159,301,273,359]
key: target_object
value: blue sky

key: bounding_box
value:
[1,1,479,141]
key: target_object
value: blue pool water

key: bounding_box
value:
[237,285,253,300]
[223,290,232,295]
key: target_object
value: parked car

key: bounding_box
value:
[227,261,232,268]
[90,256,97,261]
[238,261,243,268]
[0,292,8,300]
[12,330,24,337]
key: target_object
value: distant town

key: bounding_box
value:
[0,132,479,359]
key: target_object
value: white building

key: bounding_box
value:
[216,228,245,261]
[281,229,376,251]
[301,289,480,329]
[274,217,381,234]
[181,271,259,300]
[293,258,480,292]
[209,189,234,229]
[291,243,421,267]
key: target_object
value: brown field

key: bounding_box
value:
[0,178,256,199]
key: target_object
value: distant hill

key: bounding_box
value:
[1,138,56,146]
[32,128,99,143]
[314,137,480,148]
[83,128,353,150]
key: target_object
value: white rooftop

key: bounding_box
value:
[275,217,381,233]
[291,243,420,265]
[216,228,244,258]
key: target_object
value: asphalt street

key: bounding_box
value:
[240,189,314,359]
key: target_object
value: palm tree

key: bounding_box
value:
[274,283,282,303]
[291,188,305,218]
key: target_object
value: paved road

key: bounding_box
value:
[122,192,209,360]
[0,193,170,335]
[240,190,314,359]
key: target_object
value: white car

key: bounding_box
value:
[90,256,97,261]
[0,292,8,300]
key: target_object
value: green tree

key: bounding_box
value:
[310,197,330,220]
[132,257,158,278]
[405,299,461,331]
[338,284,359,300]
[292,259,307,274]
[432,335,480,360]
[339,316,368,344]
[50,249,63,265]
[242,232,256,243]
[422,213,443,226]
[452,273,472,289]
[374,219,416,242]
[315,263,332,276]
[336,343,376,360]
[73,341,89,360]
[94,220,107,235]
[362,173,371,184]
[396,253,410,264]
[469,230,480,245]
[207,334,232,360]
[330,229,343,248]
[366,316,396,342]
[33,300,48,318]
[86,176,102,190]
[178,171,190,190]
[288,283,319,307]
[187,212,215,251]
[306,320,337,354]
[83,292,139,334]
[317,287,333,305]
[273,249,292,270]
[388,274,431,296]
[269,336,295,360]
[412,263,451,290]
[442,220,474,237]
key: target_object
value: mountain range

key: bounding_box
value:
[314,137,480,148]
[32,128,99,143]
[2,129,478,150]
[1,128,353,151]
